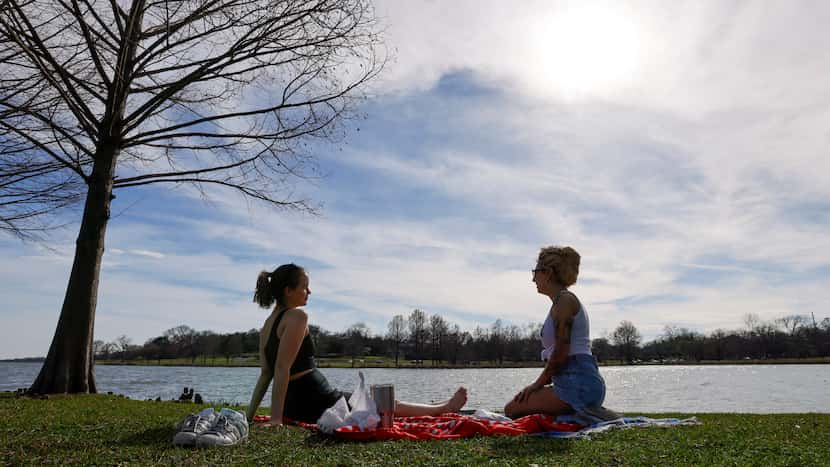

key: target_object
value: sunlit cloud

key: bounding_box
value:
[2,1,830,359]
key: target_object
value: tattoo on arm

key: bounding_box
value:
[546,314,575,375]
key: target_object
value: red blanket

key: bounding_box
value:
[253,413,584,441]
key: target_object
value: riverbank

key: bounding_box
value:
[1,392,828,465]
[86,355,830,369]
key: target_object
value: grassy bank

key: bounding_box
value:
[1,393,828,465]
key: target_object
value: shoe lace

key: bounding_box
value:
[178,414,200,431]
[210,415,229,434]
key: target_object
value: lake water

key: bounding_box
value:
[2,362,828,413]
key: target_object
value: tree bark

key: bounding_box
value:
[28,0,145,394]
[29,152,117,394]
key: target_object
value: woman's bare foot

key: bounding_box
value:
[443,387,468,413]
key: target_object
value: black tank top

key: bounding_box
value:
[264,309,316,375]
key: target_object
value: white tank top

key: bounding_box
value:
[540,291,592,360]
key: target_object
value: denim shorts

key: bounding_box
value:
[551,354,606,411]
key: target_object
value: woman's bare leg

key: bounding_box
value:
[503,385,572,419]
[393,387,467,417]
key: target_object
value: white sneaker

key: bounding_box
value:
[196,408,249,447]
[173,408,218,446]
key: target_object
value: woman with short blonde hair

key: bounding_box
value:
[504,246,606,418]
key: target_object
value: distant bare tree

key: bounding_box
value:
[1,0,385,394]
[490,318,505,365]
[742,313,761,336]
[346,322,369,367]
[590,337,612,363]
[199,330,221,364]
[445,323,463,365]
[611,320,641,363]
[408,309,426,361]
[163,325,196,360]
[428,314,447,366]
[776,315,807,335]
[386,314,407,367]
[92,339,105,359]
[101,342,116,360]
[115,334,131,361]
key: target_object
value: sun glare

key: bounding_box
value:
[533,6,642,97]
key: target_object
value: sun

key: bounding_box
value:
[533,5,642,97]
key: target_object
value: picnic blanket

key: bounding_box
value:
[532,415,700,439]
[252,412,699,441]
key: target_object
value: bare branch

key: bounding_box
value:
[1,0,384,237]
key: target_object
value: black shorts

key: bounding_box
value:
[284,369,351,423]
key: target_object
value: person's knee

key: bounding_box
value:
[503,401,516,418]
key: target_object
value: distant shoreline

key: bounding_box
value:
[5,356,829,368]
[11,356,820,369]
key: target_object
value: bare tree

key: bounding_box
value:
[115,334,131,361]
[407,308,426,362]
[163,324,196,361]
[590,337,612,363]
[428,314,447,366]
[490,318,505,365]
[101,341,116,360]
[92,339,105,359]
[611,320,641,363]
[346,322,368,367]
[0,0,384,394]
[445,323,463,365]
[776,315,807,336]
[743,313,761,336]
[386,314,407,367]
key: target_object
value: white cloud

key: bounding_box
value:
[2,0,830,359]
[130,249,165,259]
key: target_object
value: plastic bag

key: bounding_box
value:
[345,371,380,431]
[317,396,349,434]
[316,371,379,433]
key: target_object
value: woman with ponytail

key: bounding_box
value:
[246,263,468,427]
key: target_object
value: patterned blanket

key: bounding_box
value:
[252,412,699,441]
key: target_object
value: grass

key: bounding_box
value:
[1,393,828,465]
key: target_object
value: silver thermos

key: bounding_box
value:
[371,384,395,428]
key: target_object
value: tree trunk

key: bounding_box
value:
[29,154,117,394]
[28,0,144,395]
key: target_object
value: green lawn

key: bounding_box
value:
[1,393,828,465]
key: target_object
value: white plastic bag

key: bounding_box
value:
[317,396,349,434]
[345,371,380,431]
[316,371,379,433]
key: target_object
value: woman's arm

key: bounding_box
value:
[245,354,274,422]
[515,293,579,401]
[269,309,308,425]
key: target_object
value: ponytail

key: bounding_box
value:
[253,271,275,308]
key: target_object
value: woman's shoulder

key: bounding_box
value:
[555,291,581,315]
[283,307,309,322]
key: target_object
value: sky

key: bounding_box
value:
[2,0,830,359]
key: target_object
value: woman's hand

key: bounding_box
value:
[513,381,543,403]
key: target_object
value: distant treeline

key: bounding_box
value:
[94,310,830,366]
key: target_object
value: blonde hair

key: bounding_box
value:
[537,246,580,287]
